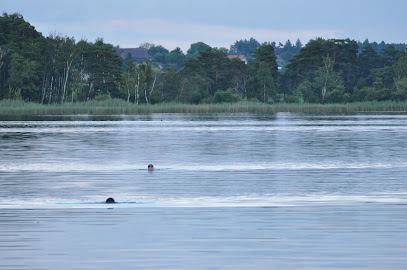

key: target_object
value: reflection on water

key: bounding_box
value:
[1,113,407,269]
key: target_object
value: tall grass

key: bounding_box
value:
[1,99,407,115]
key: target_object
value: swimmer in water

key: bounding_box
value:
[148,164,154,171]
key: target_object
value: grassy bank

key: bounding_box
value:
[1,99,407,115]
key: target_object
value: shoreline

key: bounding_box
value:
[1,100,407,116]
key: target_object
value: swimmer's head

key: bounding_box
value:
[148,164,154,171]
[105,197,115,203]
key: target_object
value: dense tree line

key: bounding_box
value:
[0,13,123,103]
[281,38,407,103]
[1,13,407,105]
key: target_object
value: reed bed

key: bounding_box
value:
[1,100,407,116]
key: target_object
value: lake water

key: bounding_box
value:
[1,113,407,269]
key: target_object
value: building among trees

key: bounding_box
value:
[227,55,248,64]
[118,48,152,63]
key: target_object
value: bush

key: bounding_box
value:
[149,92,163,104]
[343,93,351,103]
[283,94,301,103]
[93,94,112,101]
[325,86,344,103]
[187,90,203,104]
[351,86,369,102]
[376,88,392,101]
[212,89,241,103]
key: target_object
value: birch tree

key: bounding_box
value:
[136,60,153,104]
[0,47,9,70]
[123,58,136,102]
[314,54,343,103]
[61,37,80,103]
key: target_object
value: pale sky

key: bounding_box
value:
[2,0,406,52]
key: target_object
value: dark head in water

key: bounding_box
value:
[148,164,154,171]
[105,197,115,203]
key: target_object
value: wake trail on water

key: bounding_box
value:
[1,194,407,209]
[1,161,407,172]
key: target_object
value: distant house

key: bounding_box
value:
[118,48,152,62]
[227,55,248,65]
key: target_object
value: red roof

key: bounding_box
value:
[227,55,246,60]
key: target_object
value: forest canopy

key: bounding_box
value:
[1,12,407,105]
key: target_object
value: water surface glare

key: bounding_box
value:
[1,113,407,269]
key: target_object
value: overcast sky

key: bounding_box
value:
[2,0,406,52]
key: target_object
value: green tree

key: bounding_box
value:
[134,60,160,104]
[382,45,400,66]
[296,80,318,103]
[0,46,9,71]
[373,77,391,101]
[254,44,279,73]
[178,57,209,103]
[148,45,169,65]
[161,67,179,102]
[197,48,232,96]
[82,38,123,100]
[0,46,10,99]
[0,12,45,101]
[212,88,241,103]
[230,38,260,57]
[357,44,382,85]
[148,45,169,57]
[313,54,344,103]
[181,48,236,101]
[230,57,248,96]
[246,45,278,102]
[186,42,211,58]
[283,38,358,101]
[325,85,345,103]
[166,47,185,70]
[395,54,407,79]
[394,78,407,101]
[393,54,407,101]
[7,52,39,100]
[373,45,404,92]
[59,36,81,103]
[294,39,303,53]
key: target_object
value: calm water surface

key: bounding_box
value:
[1,113,407,269]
